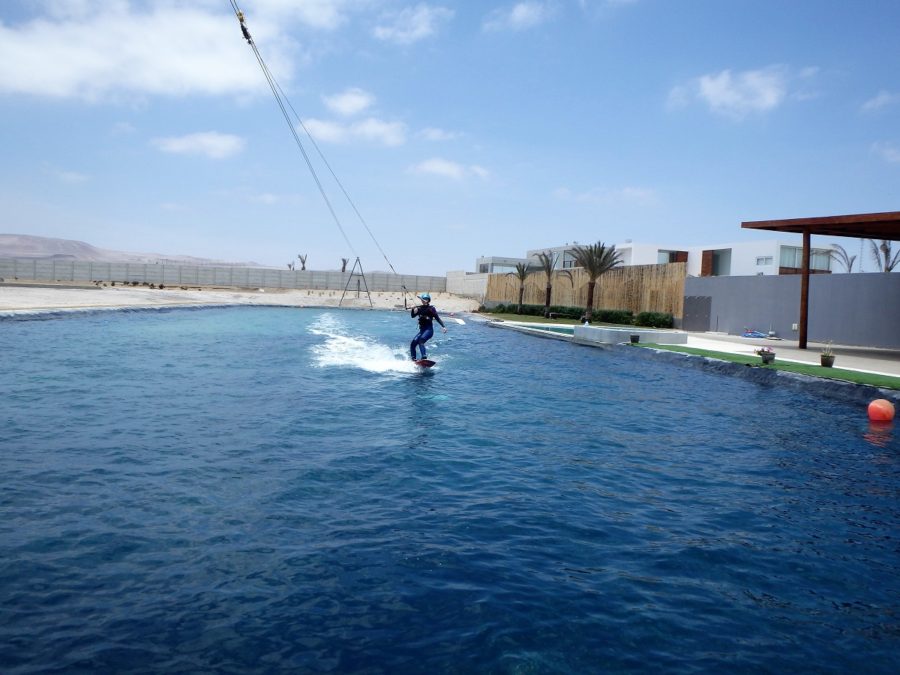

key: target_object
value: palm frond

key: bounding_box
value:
[868,239,899,272]
[570,241,623,280]
[505,262,531,281]
[829,243,856,273]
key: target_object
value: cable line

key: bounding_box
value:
[277,83,403,278]
[229,2,410,300]
[230,1,355,255]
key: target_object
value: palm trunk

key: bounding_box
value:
[586,280,596,317]
[544,284,552,316]
[517,285,524,314]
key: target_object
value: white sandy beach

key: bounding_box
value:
[0,284,481,315]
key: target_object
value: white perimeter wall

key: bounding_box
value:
[446,270,488,299]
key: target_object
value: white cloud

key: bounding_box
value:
[698,68,786,117]
[252,192,279,205]
[323,88,375,116]
[152,132,245,159]
[483,2,553,32]
[249,0,351,30]
[411,158,489,180]
[665,85,690,110]
[554,185,656,204]
[670,66,795,119]
[302,119,348,143]
[353,118,406,145]
[862,90,900,113]
[304,118,407,146]
[56,169,90,184]
[0,4,296,100]
[373,4,454,45]
[111,121,136,135]
[872,142,900,164]
[418,127,460,141]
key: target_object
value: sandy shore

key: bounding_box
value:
[0,284,481,316]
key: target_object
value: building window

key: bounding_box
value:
[779,246,832,271]
[810,250,831,271]
[756,256,773,266]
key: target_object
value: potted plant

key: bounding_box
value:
[821,341,835,368]
[755,346,776,364]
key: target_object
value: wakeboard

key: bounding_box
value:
[413,359,436,369]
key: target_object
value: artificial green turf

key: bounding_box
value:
[481,313,900,390]
[643,344,900,390]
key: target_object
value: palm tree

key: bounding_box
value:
[534,251,572,317]
[829,243,856,273]
[570,241,623,318]
[341,258,349,273]
[505,262,531,314]
[868,239,900,272]
[298,254,307,271]
[534,252,556,317]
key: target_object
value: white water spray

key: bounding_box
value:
[309,313,421,374]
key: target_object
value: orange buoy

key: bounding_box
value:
[867,399,895,422]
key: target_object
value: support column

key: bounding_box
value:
[798,228,810,349]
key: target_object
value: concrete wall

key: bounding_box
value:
[685,273,900,349]
[0,258,446,294]
[446,270,488,300]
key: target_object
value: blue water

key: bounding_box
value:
[1,307,898,673]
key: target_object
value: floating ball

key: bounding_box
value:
[867,399,895,422]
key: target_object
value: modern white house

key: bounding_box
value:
[476,239,834,277]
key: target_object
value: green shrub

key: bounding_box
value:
[635,311,674,328]
[548,305,582,319]
[591,308,634,325]
[515,304,546,316]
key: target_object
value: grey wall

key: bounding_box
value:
[446,271,488,299]
[0,259,446,294]
[685,273,900,349]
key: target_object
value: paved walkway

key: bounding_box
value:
[488,319,900,380]
[685,332,900,378]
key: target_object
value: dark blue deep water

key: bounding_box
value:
[1,307,898,673]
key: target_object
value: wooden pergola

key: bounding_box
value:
[742,211,900,349]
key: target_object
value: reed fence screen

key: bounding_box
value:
[485,263,686,318]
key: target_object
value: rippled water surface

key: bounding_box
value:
[2,307,898,673]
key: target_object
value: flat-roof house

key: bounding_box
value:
[477,239,834,276]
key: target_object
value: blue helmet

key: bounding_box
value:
[420,293,431,301]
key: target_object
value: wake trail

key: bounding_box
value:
[309,313,421,374]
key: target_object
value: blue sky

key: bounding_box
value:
[1,0,898,275]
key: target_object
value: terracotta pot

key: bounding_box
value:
[821,354,835,368]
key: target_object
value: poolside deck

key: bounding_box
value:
[487,320,900,379]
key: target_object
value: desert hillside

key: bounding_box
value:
[0,234,256,266]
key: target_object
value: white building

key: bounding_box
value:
[476,239,833,276]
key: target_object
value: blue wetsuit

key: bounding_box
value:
[410,304,445,360]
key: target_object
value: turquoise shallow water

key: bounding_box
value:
[1,307,898,673]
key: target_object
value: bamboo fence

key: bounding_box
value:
[485,262,686,318]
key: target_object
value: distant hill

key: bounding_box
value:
[0,234,260,266]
